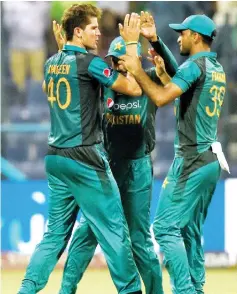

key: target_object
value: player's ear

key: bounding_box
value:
[74,27,83,38]
[192,32,200,44]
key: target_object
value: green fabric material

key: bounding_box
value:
[88,57,119,87]
[59,155,163,294]
[151,38,179,76]
[62,44,87,53]
[103,69,158,159]
[44,47,118,148]
[153,154,221,294]
[171,61,201,92]
[44,50,82,148]
[172,51,226,157]
[18,144,141,294]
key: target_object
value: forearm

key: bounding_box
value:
[158,71,172,86]
[126,43,138,56]
[134,69,167,106]
[150,37,178,76]
[126,71,142,96]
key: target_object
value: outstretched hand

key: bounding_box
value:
[140,11,157,42]
[53,20,66,51]
[119,13,140,42]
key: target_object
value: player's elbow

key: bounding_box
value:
[130,85,142,96]
[155,97,168,107]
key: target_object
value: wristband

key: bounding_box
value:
[125,41,138,45]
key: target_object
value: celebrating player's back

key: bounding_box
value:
[18,5,143,294]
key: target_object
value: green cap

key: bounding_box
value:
[105,36,142,58]
[169,14,216,38]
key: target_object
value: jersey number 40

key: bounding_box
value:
[47,77,71,110]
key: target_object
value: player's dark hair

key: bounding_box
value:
[62,4,102,41]
[200,30,216,46]
[111,56,120,64]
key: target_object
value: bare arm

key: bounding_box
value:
[158,71,172,86]
[119,55,182,106]
[112,13,142,96]
[111,71,142,96]
[135,69,181,106]
[119,13,141,57]
[140,11,178,76]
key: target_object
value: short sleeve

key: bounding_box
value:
[88,57,119,87]
[171,61,201,92]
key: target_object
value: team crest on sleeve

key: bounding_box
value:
[107,98,114,109]
[103,67,113,78]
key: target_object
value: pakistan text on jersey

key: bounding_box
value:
[212,72,226,83]
[48,65,71,75]
[106,113,141,125]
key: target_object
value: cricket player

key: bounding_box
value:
[119,13,229,294]
[56,35,172,294]
[18,5,143,294]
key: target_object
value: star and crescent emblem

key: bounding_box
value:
[114,42,124,51]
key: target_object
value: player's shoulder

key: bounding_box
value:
[45,53,58,66]
[178,59,195,70]
[178,59,202,76]
[79,52,106,69]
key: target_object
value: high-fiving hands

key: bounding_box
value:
[140,11,157,42]
[118,13,142,76]
[119,13,141,43]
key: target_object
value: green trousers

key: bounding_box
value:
[18,143,141,294]
[59,155,163,294]
[153,151,221,294]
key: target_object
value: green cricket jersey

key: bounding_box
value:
[103,68,160,159]
[44,44,119,148]
[172,51,226,156]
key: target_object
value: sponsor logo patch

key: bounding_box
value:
[107,98,114,109]
[107,100,141,111]
[103,68,113,78]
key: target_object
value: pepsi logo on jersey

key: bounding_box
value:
[103,68,113,78]
[107,98,114,108]
[106,98,141,111]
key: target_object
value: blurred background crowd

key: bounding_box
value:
[1,1,237,180]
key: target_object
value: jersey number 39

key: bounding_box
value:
[206,85,225,118]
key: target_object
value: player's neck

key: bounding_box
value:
[66,37,86,50]
[189,44,211,56]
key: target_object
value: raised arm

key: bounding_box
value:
[119,53,202,107]
[140,11,178,76]
[52,18,142,97]
[111,13,142,96]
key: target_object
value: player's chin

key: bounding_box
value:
[180,49,189,56]
[91,43,97,50]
